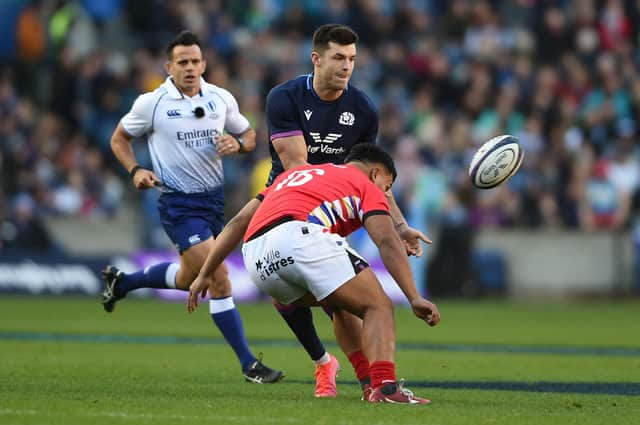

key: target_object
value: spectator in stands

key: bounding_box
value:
[1,193,58,254]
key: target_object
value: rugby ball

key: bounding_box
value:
[468,135,524,189]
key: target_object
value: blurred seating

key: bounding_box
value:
[1,0,639,258]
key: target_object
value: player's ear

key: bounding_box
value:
[368,166,378,182]
[164,61,171,75]
[311,51,320,66]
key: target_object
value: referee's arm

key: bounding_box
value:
[111,123,158,189]
[110,123,138,174]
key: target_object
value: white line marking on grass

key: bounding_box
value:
[0,409,40,415]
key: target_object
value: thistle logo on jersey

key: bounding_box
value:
[339,112,355,126]
[256,249,294,280]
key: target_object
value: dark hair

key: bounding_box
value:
[166,30,202,60]
[344,144,397,181]
[312,24,358,54]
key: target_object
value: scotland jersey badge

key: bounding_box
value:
[339,112,355,126]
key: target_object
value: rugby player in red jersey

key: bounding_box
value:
[188,144,440,404]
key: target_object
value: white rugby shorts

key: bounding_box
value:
[242,220,369,305]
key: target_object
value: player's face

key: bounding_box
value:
[314,42,356,91]
[166,45,206,96]
[370,166,394,193]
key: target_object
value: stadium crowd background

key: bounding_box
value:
[2,0,640,258]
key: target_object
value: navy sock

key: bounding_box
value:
[321,305,334,320]
[274,301,326,361]
[116,262,177,298]
[210,297,256,371]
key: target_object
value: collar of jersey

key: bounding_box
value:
[306,73,348,104]
[164,76,206,100]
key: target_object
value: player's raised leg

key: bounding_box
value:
[101,233,283,383]
[100,262,179,312]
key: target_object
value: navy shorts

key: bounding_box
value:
[158,187,225,253]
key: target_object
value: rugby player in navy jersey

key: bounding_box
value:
[190,24,431,399]
[99,31,282,384]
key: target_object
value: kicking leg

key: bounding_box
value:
[273,302,327,362]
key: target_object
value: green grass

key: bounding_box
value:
[0,296,639,425]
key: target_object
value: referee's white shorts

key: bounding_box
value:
[242,220,369,305]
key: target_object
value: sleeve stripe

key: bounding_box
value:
[150,92,168,133]
[271,130,303,141]
[362,210,390,222]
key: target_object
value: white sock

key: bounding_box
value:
[209,297,235,314]
[165,263,179,289]
[314,352,331,366]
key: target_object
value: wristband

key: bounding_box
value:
[236,137,246,153]
[129,165,144,179]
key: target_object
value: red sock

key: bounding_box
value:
[347,350,370,383]
[370,360,396,389]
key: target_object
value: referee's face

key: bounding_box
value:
[313,42,356,92]
[166,44,206,97]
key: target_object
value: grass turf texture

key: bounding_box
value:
[0,296,638,425]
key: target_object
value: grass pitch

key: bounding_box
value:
[0,296,638,425]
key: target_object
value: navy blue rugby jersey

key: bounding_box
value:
[265,73,379,185]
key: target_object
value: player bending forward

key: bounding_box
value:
[188,144,441,404]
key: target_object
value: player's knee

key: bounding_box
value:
[207,276,232,297]
[175,268,196,290]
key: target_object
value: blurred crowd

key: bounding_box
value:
[2,0,640,254]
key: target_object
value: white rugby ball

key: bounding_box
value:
[468,135,524,189]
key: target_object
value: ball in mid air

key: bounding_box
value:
[468,135,524,189]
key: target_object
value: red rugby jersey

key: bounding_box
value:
[245,163,389,242]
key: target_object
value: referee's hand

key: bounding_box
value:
[132,168,160,190]
[215,134,240,156]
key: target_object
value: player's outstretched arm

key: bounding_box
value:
[188,198,262,313]
[364,214,440,326]
[272,135,309,170]
[385,190,431,256]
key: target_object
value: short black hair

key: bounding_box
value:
[166,30,202,60]
[312,24,358,54]
[344,144,397,181]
